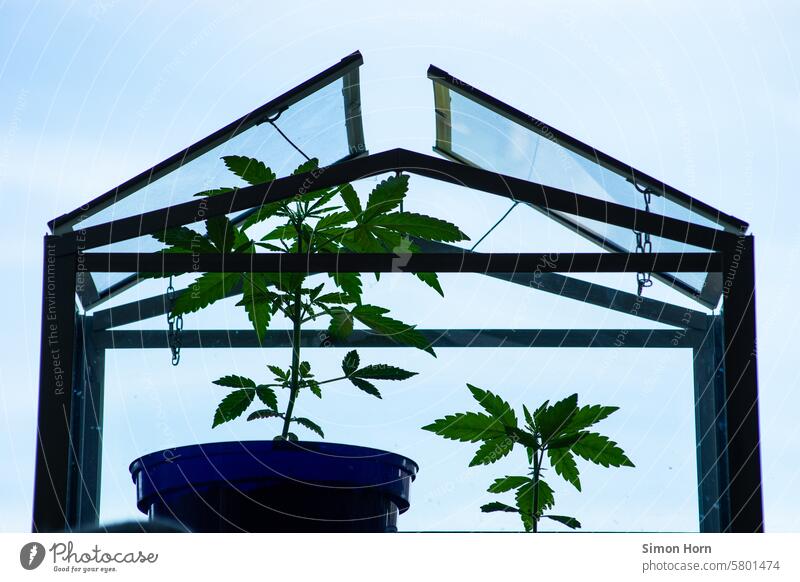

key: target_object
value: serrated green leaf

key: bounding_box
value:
[212,388,255,427]
[415,272,444,296]
[487,476,530,494]
[469,436,515,466]
[548,448,582,491]
[515,482,534,532]
[480,502,518,513]
[292,158,319,175]
[547,433,586,450]
[212,375,256,389]
[536,393,579,443]
[328,307,354,339]
[305,186,339,214]
[193,187,235,198]
[299,361,312,377]
[339,183,362,218]
[268,365,288,381]
[307,283,324,300]
[522,404,535,429]
[362,174,408,222]
[262,271,305,294]
[241,201,289,231]
[260,224,297,241]
[564,404,619,433]
[571,432,635,468]
[515,479,554,531]
[545,515,581,529]
[315,291,357,305]
[370,211,469,242]
[351,304,434,356]
[222,155,276,185]
[421,412,507,443]
[330,272,362,302]
[342,350,360,376]
[340,226,385,253]
[256,386,278,411]
[314,210,353,232]
[467,384,517,428]
[306,380,322,398]
[206,215,237,253]
[349,377,381,398]
[172,272,239,316]
[152,226,217,253]
[352,364,416,381]
[506,426,539,450]
[371,228,405,254]
[247,409,282,421]
[236,277,274,343]
[293,417,324,438]
[254,241,285,252]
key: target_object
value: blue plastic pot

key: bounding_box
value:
[129,441,418,532]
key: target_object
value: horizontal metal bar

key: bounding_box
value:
[415,239,710,330]
[62,148,737,253]
[91,243,711,332]
[91,281,244,331]
[94,328,697,350]
[81,251,722,274]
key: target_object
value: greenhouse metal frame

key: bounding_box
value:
[33,52,762,534]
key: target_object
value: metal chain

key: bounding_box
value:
[633,182,654,295]
[166,276,183,365]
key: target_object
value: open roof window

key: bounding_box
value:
[428,65,746,308]
[51,52,366,308]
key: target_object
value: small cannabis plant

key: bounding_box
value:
[154,156,468,439]
[423,385,634,531]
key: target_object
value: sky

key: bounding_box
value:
[0,0,798,532]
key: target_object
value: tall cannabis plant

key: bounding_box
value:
[154,156,468,439]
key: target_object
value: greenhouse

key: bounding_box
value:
[34,51,761,533]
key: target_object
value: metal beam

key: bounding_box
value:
[66,315,105,529]
[60,148,738,252]
[91,281,243,331]
[82,251,722,274]
[33,237,77,532]
[692,316,731,532]
[94,328,697,350]
[720,235,763,532]
[91,245,710,332]
[416,239,709,330]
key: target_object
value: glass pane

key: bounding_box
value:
[74,74,359,296]
[434,82,726,306]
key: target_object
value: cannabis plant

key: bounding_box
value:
[423,385,634,531]
[154,156,468,440]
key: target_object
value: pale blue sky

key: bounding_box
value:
[1,0,798,531]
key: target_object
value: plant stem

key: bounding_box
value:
[280,221,305,438]
[314,374,348,386]
[531,444,542,533]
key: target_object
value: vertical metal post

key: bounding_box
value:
[721,234,763,532]
[65,314,105,528]
[32,236,77,532]
[692,317,731,532]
